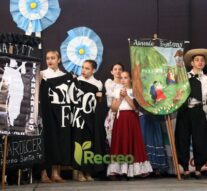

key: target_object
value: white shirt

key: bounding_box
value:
[40,68,65,80]
[78,75,103,91]
[105,79,122,107]
[113,87,134,110]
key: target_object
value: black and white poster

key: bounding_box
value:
[0,33,41,136]
[40,73,80,166]
[40,74,106,172]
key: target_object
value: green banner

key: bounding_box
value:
[130,39,190,115]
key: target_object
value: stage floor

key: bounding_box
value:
[4,177,207,191]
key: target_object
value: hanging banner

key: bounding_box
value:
[0,33,41,135]
[130,38,190,115]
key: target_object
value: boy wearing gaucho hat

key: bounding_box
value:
[175,49,207,179]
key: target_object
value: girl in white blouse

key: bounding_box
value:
[104,63,124,147]
[40,50,66,183]
[107,71,152,178]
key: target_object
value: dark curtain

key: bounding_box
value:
[0,0,206,84]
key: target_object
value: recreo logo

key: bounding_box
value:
[74,141,134,165]
[84,151,134,164]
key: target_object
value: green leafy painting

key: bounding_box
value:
[130,40,190,115]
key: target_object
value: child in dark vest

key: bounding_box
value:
[175,49,207,179]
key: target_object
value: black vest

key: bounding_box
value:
[189,74,202,102]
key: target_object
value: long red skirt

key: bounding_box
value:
[107,110,152,177]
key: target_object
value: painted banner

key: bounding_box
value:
[0,33,41,135]
[130,39,190,115]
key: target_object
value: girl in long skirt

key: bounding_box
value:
[107,71,152,177]
[104,63,124,148]
[139,113,168,174]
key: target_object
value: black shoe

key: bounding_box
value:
[194,171,206,180]
[127,177,136,181]
[119,176,128,181]
[109,176,118,181]
[182,173,191,180]
[194,173,203,180]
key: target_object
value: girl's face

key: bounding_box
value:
[191,55,206,70]
[46,51,60,71]
[111,64,123,79]
[121,72,131,88]
[81,61,94,79]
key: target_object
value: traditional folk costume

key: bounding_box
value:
[175,49,207,172]
[175,70,207,171]
[139,113,169,172]
[104,79,122,147]
[107,87,152,177]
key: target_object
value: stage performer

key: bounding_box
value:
[104,62,124,148]
[107,71,152,178]
[40,50,73,183]
[73,59,105,181]
[175,49,207,179]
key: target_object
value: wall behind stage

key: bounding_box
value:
[1,0,207,82]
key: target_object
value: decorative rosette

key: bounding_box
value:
[60,27,104,76]
[10,0,61,33]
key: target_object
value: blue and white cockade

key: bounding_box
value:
[10,0,61,33]
[60,27,104,76]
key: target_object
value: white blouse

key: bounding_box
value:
[105,79,122,107]
[78,75,103,91]
[40,68,65,79]
[113,87,134,110]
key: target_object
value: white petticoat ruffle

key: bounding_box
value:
[107,161,153,177]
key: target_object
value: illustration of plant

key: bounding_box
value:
[74,141,91,165]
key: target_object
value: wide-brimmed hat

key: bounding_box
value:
[184,48,207,66]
